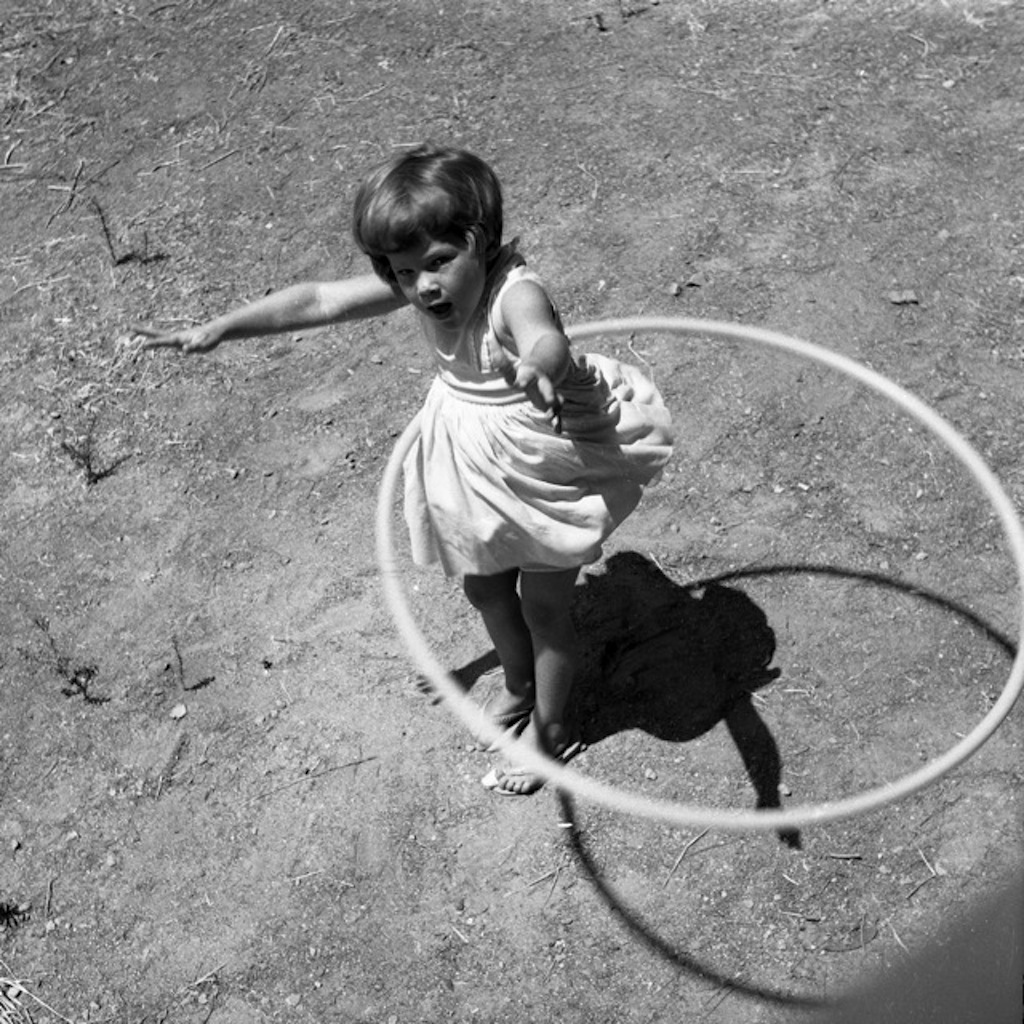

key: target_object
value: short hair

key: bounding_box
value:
[352,143,504,285]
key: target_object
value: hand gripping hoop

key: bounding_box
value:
[376,317,1024,831]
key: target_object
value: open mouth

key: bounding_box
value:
[427,301,454,319]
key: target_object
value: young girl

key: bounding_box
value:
[138,144,674,796]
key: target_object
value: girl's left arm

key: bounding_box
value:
[500,280,572,421]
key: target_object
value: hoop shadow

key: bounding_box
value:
[571,551,795,843]
[555,789,827,1010]
[550,560,1018,1011]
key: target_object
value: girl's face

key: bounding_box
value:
[386,235,487,331]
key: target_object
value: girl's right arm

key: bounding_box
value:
[135,274,406,353]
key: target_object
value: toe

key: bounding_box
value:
[495,768,544,796]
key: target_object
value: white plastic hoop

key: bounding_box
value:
[376,317,1024,831]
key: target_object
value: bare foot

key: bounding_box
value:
[480,720,585,796]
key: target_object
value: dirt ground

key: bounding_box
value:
[2,1,1023,1021]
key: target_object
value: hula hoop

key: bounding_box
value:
[376,317,1024,831]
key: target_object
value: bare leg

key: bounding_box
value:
[483,566,582,795]
[463,570,535,720]
[521,567,579,747]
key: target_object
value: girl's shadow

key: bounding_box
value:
[572,551,796,844]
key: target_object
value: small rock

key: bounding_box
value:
[887,289,919,305]
[169,703,187,720]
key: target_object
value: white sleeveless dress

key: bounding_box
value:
[403,247,674,577]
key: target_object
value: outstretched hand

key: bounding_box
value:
[513,361,564,434]
[133,322,224,354]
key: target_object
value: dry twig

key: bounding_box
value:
[198,148,241,172]
[664,827,710,887]
[46,158,84,224]
[246,756,377,803]
[905,846,940,900]
[888,920,910,954]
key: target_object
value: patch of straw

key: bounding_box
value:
[0,959,77,1024]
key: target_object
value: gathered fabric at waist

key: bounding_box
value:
[434,370,530,406]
